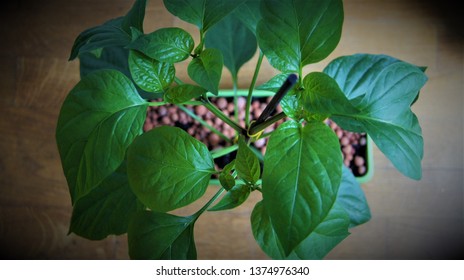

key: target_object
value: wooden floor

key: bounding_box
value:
[0,0,462,259]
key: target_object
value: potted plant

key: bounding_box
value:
[56,0,427,260]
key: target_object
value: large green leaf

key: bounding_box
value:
[79,47,159,100]
[128,210,197,260]
[128,27,194,63]
[300,72,359,117]
[236,137,260,184]
[188,48,223,95]
[56,70,148,203]
[286,204,350,259]
[232,0,262,35]
[324,53,406,100]
[337,166,371,228]
[121,0,148,33]
[208,184,250,212]
[251,201,285,259]
[163,84,207,104]
[69,0,147,60]
[262,120,342,255]
[205,13,257,79]
[69,161,144,240]
[127,126,215,212]
[128,50,175,93]
[257,0,343,72]
[163,0,247,32]
[69,18,131,61]
[251,200,350,260]
[322,54,428,179]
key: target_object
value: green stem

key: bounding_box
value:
[178,105,230,143]
[193,188,225,219]
[201,97,247,136]
[211,144,238,159]
[245,51,264,127]
[148,101,168,107]
[148,100,202,107]
[174,76,184,85]
[232,75,239,125]
[249,112,286,136]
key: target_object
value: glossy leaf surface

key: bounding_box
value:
[323,54,428,179]
[236,137,260,184]
[163,0,247,32]
[337,166,371,228]
[128,27,194,63]
[56,70,148,203]
[262,120,342,255]
[205,14,257,78]
[128,211,196,259]
[188,48,223,95]
[208,184,250,211]
[128,50,175,93]
[127,126,215,212]
[257,0,343,72]
[69,161,143,240]
[163,84,207,104]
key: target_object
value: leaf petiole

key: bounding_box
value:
[200,97,247,136]
[245,51,264,127]
[193,188,225,220]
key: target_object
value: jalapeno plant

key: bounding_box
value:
[56,0,428,259]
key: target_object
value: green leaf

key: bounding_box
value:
[69,0,147,60]
[337,166,371,228]
[69,18,131,60]
[69,161,144,240]
[188,48,223,95]
[232,0,262,35]
[251,201,285,259]
[218,159,236,190]
[127,126,215,212]
[262,120,342,255]
[128,50,175,93]
[163,0,247,32]
[205,13,257,78]
[128,27,194,63]
[208,184,250,211]
[236,137,260,184]
[323,54,428,179]
[252,200,350,260]
[257,0,343,72]
[324,53,405,101]
[219,173,235,191]
[257,73,290,92]
[79,46,159,100]
[300,72,359,120]
[163,84,207,104]
[128,210,197,260]
[121,0,148,33]
[222,159,236,174]
[56,70,148,203]
[286,204,350,260]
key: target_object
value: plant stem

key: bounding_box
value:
[211,144,238,159]
[201,97,247,136]
[148,100,202,107]
[193,188,225,220]
[174,76,184,85]
[245,51,264,127]
[232,75,239,125]
[248,112,286,136]
[178,105,231,143]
